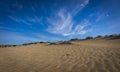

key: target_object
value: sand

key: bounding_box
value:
[0,38,120,72]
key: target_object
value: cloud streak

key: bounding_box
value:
[47,9,91,36]
[8,15,42,26]
[47,0,91,36]
[8,16,32,25]
[72,0,89,15]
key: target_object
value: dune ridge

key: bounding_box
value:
[0,35,120,72]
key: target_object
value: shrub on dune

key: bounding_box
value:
[70,38,80,41]
[85,36,93,39]
[96,35,102,38]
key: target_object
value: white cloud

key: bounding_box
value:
[26,15,42,24]
[9,15,43,25]
[72,0,89,15]
[8,16,32,25]
[46,0,90,37]
[47,9,91,36]
[47,9,73,36]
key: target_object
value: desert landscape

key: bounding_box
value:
[0,0,120,72]
[0,35,120,72]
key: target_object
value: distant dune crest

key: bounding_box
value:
[0,34,120,47]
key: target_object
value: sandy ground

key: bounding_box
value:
[0,38,120,72]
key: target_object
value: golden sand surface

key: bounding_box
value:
[0,38,120,72]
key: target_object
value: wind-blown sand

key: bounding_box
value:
[0,38,120,72]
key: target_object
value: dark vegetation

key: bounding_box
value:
[22,42,46,46]
[0,45,17,48]
[85,36,93,40]
[95,35,102,38]
[0,42,46,48]
[47,41,72,45]
[70,38,80,41]
[104,34,120,40]
[0,34,120,48]
[58,41,72,45]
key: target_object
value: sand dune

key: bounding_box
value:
[0,38,120,72]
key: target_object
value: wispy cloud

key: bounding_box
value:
[8,15,42,25]
[12,2,23,9]
[26,15,42,24]
[47,0,91,37]
[47,9,91,36]
[47,9,73,36]
[72,0,89,15]
[8,16,32,25]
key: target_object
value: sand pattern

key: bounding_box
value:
[0,39,120,72]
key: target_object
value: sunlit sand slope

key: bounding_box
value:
[0,38,120,72]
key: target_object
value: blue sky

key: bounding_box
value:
[0,0,120,44]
